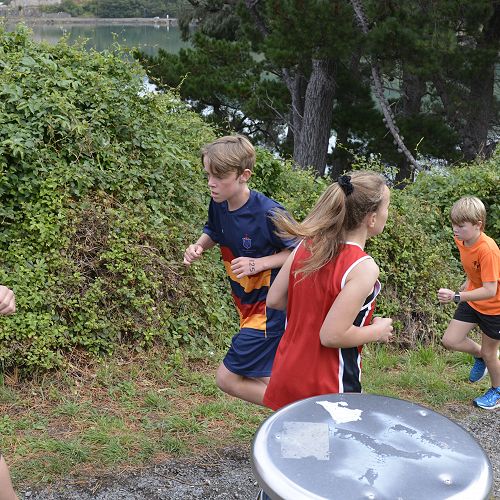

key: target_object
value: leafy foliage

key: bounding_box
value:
[367,191,457,346]
[0,26,323,372]
[137,32,291,152]
[409,157,500,242]
[0,25,498,374]
[250,152,327,221]
[0,25,227,371]
[140,0,500,178]
[366,0,500,166]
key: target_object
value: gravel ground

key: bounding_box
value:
[21,405,498,500]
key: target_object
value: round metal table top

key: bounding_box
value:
[251,393,492,500]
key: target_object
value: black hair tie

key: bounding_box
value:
[337,175,354,196]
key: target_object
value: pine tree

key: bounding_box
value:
[139,0,500,179]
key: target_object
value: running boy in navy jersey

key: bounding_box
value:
[183,135,293,405]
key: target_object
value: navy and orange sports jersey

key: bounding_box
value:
[203,190,294,335]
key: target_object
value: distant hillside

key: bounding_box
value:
[9,0,61,7]
[0,0,61,17]
[7,0,187,19]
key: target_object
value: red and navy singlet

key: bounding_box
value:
[263,242,380,410]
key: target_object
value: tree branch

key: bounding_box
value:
[350,0,422,172]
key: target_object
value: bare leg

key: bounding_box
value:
[0,456,17,500]
[442,320,481,356]
[215,363,269,405]
[480,334,500,388]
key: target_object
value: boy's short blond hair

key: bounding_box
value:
[450,196,487,229]
[201,135,255,177]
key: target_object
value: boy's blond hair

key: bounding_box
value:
[201,135,255,177]
[450,196,487,229]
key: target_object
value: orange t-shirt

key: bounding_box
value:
[455,232,500,315]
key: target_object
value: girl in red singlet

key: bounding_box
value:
[263,171,394,411]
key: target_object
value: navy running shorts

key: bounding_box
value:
[454,301,500,340]
[223,329,283,378]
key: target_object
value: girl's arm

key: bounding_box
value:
[320,259,393,348]
[266,250,295,311]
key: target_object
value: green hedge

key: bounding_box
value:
[0,25,227,370]
[0,25,498,373]
[0,25,325,372]
[409,159,500,242]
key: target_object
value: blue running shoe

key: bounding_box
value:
[469,357,487,383]
[473,387,500,410]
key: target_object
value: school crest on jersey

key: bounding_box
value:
[242,235,252,249]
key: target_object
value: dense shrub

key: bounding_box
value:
[409,159,500,243]
[367,190,458,346]
[0,25,229,370]
[0,25,498,373]
[0,26,325,372]
[251,152,328,221]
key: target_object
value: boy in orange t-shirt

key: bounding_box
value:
[438,196,500,410]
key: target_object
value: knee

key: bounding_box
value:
[215,366,226,391]
[215,365,234,394]
[441,335,454,351]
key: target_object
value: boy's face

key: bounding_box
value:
[452,220,482,245]
[203,158,250,205]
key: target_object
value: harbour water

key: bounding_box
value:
[3,19,189,55]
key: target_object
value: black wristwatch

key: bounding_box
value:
[453,292,461,304]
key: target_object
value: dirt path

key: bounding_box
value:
[21,406,498,499]
[22,447,259,499]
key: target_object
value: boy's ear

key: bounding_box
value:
[239,169,252,183]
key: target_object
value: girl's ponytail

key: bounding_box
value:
[273,171,386,279]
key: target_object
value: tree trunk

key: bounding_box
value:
[462,0,500,160]
[435,61,496,162]
[288,58,336,176]
[282,67,307,156]
[244,0,337,176]
[401,71,425,116]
